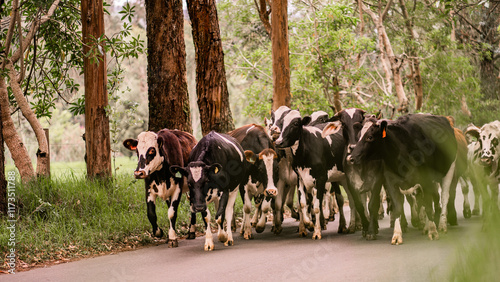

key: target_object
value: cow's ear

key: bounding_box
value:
[301,116,311,126]
[465,124,480,141]
[327,114,340,122]
[170,165,188,179]
[321,121,342,138]
[209,163,222,174]
[380,120,388,138]
[265,117,272,127]
[123,139,138,151]
[244,150,257,164]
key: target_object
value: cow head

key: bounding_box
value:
[349,119,388,165]
[171,161,222,212]
[265,106,292,141]
[322,108,366,154]
[275,110,309,148]
[465,122,500,166]
[245,149,279,196]
[123,132,165,179]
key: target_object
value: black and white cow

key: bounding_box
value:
[171,131,248,251]
[266,106,299,221]
[465,121,500,216]
[228,124,281,238]
[123,129,197,247]
[349,114,457,244]
[275,109,369,239]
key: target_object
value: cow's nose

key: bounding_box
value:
[346,155,354,165]
[134,170,145,179]
[194,204,206,212]
[347,145,355,154]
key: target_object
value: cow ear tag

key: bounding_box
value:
[175,172,182,179]
[382,129,387,138]
[214,167,219,174]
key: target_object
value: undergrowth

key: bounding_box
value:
[0,173,243,271]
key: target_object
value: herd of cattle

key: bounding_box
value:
[123,107,500,251]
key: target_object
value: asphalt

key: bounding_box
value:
[2,192,483,282]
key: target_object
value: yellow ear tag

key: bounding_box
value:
[214,167,219,174]
[382,129,387,138]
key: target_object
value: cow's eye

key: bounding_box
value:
[366,135,374,142]
[493,138,499,147]
[148,148,156,156]
[293,120,300,126]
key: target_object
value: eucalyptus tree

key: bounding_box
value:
[0,1,144,181]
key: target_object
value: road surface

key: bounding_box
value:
[4,195,482,282]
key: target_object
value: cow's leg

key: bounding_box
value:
[423,184,440,240]
[333,182,347,234]
[224,188,238,246]
[384,184,404,245]
[256,196,272,233]
[470,174,482,215]
[240,184,253,239]
[491,181,499,211]
[439,161,456,233]
[216,192,229,243]
[202,209,214,251]
[312,178,326,240]
[343,183,357,233]
[251,195,263,227]
[378,188,386,219]
[405,193,422,229]
[321,182,331,230]
[329,191,337,221]
[146,188,163,238]
[447,176,459,226]
[298,178,313,230]
[272,189,284,235]
[166,189,182,248]
[187,211,197,239]
[460,178,472,219]
[366,183,382,240]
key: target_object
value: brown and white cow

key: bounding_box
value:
[229,124,281,238]
[123,129,196,247]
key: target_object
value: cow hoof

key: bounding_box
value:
[391,233,403,245]
[224,240,234,246]
[154,228,164,238]
[463,208,472,219]
[366,234,377,240]
[472,209,480,216]
[347,224,356,234]
[378,213,384,220]
[255,225,265,233]
[299,229,308,237]
[338,225,348,234]
[329,214,335,221]
[167,239,178,248]
[187,232,196,240]
[204,243,215,251]
[312,233,322,240]
[291,210,300,220]
[273,226,283,235]
[251,222,257,228]
[243,232,254,240]
[428,231,439,241]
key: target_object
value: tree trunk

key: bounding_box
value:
[82,0,111,179]
[271,0,291,111]
[361,1,408,113]
[0,78,34,181]
[399,0,424,110]
[7,62,49,177]
[0,98,6,214]
[479,3,500,100]
[145,0,192,133]
[187,0,234,135]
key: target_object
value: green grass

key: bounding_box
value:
[0,160,243,270]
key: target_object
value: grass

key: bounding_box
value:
[0,158,243,271]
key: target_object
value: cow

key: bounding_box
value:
[123,129,197,247]
[464,121,500,218]
[275,109,369,239]
[228,124,281,238]
[170,131,248,251]
[265,106,299,221]
[349,114,457,244]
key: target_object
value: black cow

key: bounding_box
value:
[123,129,197,247]
[171,131,248,251]
[349,114,457,244]
[229,124,281,238]
[275,110,369,239]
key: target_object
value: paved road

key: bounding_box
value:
[4,195,482,282]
